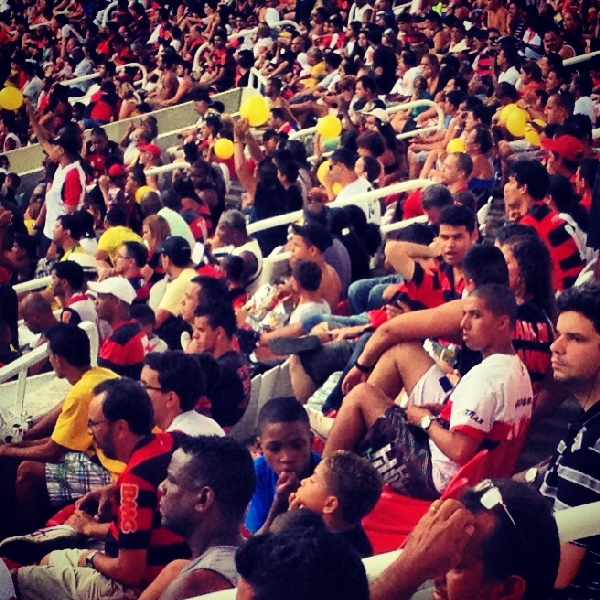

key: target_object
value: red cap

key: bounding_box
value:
[541,135,584,162]
[138,143,162,157]
[107,163,127,177]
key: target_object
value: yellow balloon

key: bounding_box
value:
[0,86,23,111]
[506,108,528,138]
[499,103,518,124]
[316,115,342,140]
[214,138,234,160]
[533,118,547,129]
[239,95,270,127]
[524,125,541,147]
[317,160,331,185]
[446,138,466,153]
[332,182,343,195]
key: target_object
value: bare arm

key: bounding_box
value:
[80,548,149,587]
[370,499,475,600]
[384,241,438,280]
[407,405,480,464]
[0,437,65,462]
[361,300,463,367]
[555,543,587,589]
[23,401,64,440]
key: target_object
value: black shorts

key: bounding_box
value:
[358,405,440,501]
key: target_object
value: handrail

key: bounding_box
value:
[13,276,52,294]
[392,1,413,14]
[227,20,301,43]
[563,49,600,66]
[0,321,99,421]
[193,42,210,74]
[194,500,600,600]
[100,0,118,28]
[247,179,431,235]
[62,63,148,90]
[290,100,444,144]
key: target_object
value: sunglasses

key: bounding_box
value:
[472,479,516,527]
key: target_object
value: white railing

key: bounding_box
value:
[393,1,413,14]
[194,500,600,600]
[563,49,600,66]
[289,100,444,148]
[63,63,148,90]
[0,321,99,421]
[13,276,52,294]
[247,179,431,235]
[227,20,301,43]
[100,0,118,28]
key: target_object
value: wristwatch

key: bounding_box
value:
[85,550,98,569]
[419,415,437,431]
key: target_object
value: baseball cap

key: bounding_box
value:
[158,235,192,266]
[88,277,136,304]
[107,163,128,177]
[362,108,389,123]
[541,135,585,162]
[138,143,162,158]
[49,128,81,157]
[290,223,333,253]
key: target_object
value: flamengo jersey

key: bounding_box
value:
[431,353,533,492]
[520,203,585,291]
[104,432,190,586]
[43,161,86,240]
[98,320,147,380]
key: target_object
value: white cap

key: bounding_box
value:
[88,277,137,305]
[362,108,389,123]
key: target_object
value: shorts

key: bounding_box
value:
[45,452,113,507]
[299,340,355,388]
[408,363,454,408]
[359,405,439,500]
[17,549,139,600]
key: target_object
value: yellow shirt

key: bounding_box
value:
[51,366,125,478]
[303,61,326,89]
[97,226,142,264]
[157,268,197,316]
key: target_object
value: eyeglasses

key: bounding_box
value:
[472,479,517,527]
[87,418,107,430]
[116,254,131,260]
[140,381,164,392]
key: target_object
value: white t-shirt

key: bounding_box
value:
[265,7,280,26]
[158,207,196,249]
[429,353,533,492]
[289,300,331,324]
[574,97,595,124]
[167,410,225,437]
[390,66,422,97]
[348,2,373,22]
[498,66,520,86]
[335,178,380,224]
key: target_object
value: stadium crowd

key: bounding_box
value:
[0,0,599,597]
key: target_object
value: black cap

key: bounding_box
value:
[50,127,81,157]
[290,223,333,253]
[158,235,192,266]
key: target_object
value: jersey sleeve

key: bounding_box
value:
[448,370,499,442]
[63,168,83,207]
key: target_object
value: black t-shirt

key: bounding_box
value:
[210,350,251,428]
[373,45,398,95]
[337,525,373,558]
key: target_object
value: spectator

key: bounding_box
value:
[89,277,147,379]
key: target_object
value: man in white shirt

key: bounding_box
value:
[140,351,225,436]
[325,148,379,224]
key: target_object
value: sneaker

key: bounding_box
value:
[305,406,335,441]
[0,525,83,564]
[268,335,322,356]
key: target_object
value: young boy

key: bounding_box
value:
[130,303,168,353]
[244,397,321,534]
[288,450,383,557]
